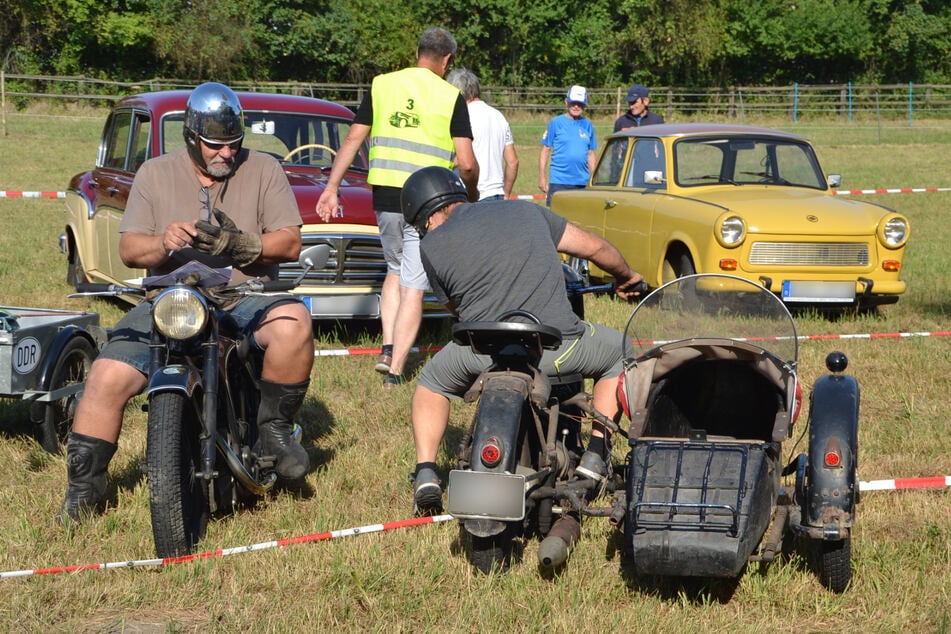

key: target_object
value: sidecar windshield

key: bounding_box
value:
[622,274,798,363]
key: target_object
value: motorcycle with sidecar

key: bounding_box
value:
[612,274,859,592]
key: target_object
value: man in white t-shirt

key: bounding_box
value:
[448,68,519,200]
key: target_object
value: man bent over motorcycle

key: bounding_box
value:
[400,166,645,516]
[60,82,315,523]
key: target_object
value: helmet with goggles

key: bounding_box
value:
[183,82,245,169]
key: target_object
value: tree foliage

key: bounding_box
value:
[2,0,951,86]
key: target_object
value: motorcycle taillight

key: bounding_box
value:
[480,436,502,468]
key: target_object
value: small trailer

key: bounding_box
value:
[0,306,106,453]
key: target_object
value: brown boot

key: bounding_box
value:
[59,432,117,524]
[257,379,310,480]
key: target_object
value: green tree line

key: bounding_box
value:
[3,0,950,87]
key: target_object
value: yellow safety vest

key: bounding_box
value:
[368,67,459,187]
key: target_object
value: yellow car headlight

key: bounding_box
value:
[716,215,746,247]
[879,214,910,248]
[152,287,208,340]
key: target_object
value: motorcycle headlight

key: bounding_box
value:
[716,215,746,247]
[879,214,910,248]
[152,287,208,340]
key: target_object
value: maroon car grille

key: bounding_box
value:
[748,242,870,266]
[279,233,387,286]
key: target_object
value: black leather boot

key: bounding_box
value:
[257,379,310,480]
[59,432,117,524]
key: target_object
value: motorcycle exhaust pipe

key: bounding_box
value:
[537,515,581,568]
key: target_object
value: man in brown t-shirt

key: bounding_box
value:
[60,83,316,524]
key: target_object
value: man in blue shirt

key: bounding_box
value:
[538,85,597,206]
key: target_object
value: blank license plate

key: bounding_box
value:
[446,470,526,521]
[782,280,856,303]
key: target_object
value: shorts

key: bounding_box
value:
[417,321,624,398]
[98,294,302,375]
[375,210,430,291]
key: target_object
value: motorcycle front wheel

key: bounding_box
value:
[146,391,209,558]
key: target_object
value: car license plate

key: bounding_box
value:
[446,470,526,521]
[781,280,856,303]
[301,294,381,318]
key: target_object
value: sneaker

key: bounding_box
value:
[382,373,405,389]
[412,467,443,516]
[374,353,392,374]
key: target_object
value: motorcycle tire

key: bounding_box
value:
[467,523,518,574]
[34,336,96,454]
[817,537,852,593]
[146,391,210,558]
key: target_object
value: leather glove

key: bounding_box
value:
[193,208,262,267]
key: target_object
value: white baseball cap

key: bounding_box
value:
[566,85,587,105]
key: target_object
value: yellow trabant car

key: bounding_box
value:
[552,123,909,310]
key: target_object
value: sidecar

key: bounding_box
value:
[617,274,858,592]
[0,306,106,453]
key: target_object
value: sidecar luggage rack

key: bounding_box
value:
[630,440,753,536]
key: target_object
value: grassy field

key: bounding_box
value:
[0,107,949,632]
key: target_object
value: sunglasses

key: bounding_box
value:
[201,137,243,151]
[568,101,586,109]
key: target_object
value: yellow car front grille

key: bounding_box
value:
[748,242,870,266]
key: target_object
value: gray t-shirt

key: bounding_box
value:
[121,148,302,283]
[420,200,584,338]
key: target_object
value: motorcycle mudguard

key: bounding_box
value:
[469,373,533,475]
[802,373,859,538]
[147,364,202,398]
[452,373,533,538]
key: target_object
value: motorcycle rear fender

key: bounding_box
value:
[804,373,860,535]
[147,364,202,398]
[469,373,533,474]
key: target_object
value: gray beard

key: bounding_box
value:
[206,161,234,179]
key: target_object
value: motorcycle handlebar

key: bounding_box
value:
[254,280,297,293]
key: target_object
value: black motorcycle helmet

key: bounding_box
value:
[183,82,245,170]
[401,166,469,236]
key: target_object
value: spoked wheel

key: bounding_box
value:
[468,523,518,574]
[34,336,96,454]
[817,537,852,593]
[146,392,209,558]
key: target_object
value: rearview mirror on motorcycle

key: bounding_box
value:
[293,244,331,285]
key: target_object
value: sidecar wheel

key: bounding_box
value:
[147,392,209,558]
[817,537,852,593]
[34,336,96,454]
[469,525,517,574]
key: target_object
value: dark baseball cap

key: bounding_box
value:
[626,84,649,102]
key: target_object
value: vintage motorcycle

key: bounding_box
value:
[612,274,859,592]
[73,244,329,558]
[445,276,643,574]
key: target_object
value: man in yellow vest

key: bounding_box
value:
[317,27,479,387]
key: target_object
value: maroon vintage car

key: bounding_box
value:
[61,90,447,320]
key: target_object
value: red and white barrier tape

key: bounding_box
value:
[5,187,947,201]
[0,191,65,199]
[2,473,949,579]
[0,513,454,579]
[833,187,951,196]
[860,476,951,491]
[316,330,951,359]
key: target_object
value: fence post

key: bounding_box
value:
[1,70,6,137]
[908,81,913,127]
[793,82,799,123]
